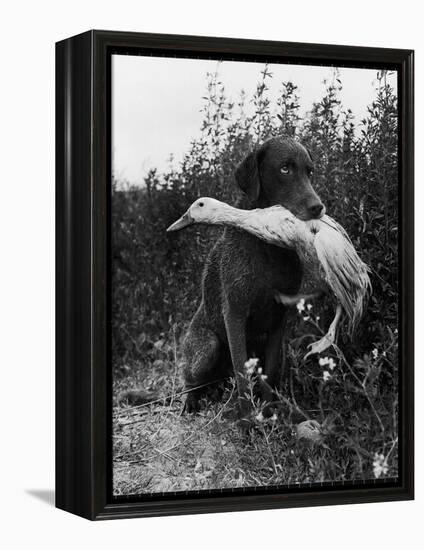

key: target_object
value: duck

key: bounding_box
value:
[167,197,371,357]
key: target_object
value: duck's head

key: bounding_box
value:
[167,197,224,232]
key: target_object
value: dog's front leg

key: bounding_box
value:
[223,303,251,426]
[263,315,287,397]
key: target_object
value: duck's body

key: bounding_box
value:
[168,198,371,355]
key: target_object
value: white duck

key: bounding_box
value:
[167,197,371,357]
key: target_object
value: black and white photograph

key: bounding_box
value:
[111,54,400,496]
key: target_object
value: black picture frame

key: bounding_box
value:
[55,29,414,520]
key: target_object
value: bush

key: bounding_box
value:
[112,66,399,487]
[112,67,398,372]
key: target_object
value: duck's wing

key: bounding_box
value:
[319,215,353,242]
[246,206,305,250]
[313,216,371,334]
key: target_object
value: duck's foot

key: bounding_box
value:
[304,331,336,359]
[304,303,343,360]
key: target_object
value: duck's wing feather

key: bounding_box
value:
[246,206,308,249]
[313,216,371,334]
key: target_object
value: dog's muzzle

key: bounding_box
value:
[167,210,194,232]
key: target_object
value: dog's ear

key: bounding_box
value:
[235,151,261,201]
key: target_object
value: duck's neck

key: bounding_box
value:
[205,203,253,229]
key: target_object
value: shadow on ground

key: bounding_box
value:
[26,489,55,507]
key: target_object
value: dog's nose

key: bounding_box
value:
[308,202,324,219]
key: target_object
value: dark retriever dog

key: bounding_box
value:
[179,136,324,420]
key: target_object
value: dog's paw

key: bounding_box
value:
[237,417,254,437]
[182,392,201,414]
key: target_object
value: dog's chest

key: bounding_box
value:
[218,229,302,296]
[253,241,302,292]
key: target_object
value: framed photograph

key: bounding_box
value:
[56,30,414,520]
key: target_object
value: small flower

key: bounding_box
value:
[372,348,379,360]
[255,412,264,423]
[271,413,278,422]
[296,298,305,313]
[303,316,310,322]
[244,357,259,375]
[245,358,259,369]
[382,351,387,357]
[306,303,313,311]
[323,370,332,382]
[394,328,398,335]
[257,367,263,374]
[319,356,337,370]
[327,358,336,371]
[260,374,268,381]
[373,452,388,478]
[316,315,320,321]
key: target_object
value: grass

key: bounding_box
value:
[112,308,398,496]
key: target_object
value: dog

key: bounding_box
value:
[179,136,325,422]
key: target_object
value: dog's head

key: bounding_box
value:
[235,137,325,221]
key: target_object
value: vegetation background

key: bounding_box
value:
[112,66,399,495]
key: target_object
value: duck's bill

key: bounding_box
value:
[166,211,194,232]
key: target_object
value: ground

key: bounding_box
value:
[112,327,398,496]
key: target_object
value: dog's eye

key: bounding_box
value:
[198,202,204,207]
[280,165,289,175]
